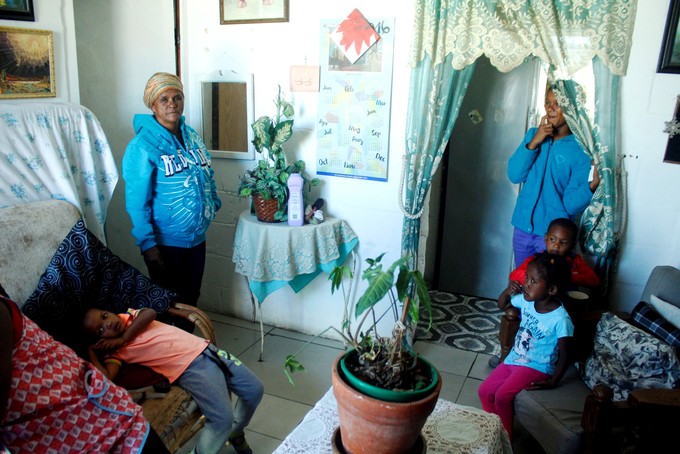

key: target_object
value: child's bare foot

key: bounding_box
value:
[263,0,274,5]
[237,0,247,8]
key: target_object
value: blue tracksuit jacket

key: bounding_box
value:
[122,115,221,252]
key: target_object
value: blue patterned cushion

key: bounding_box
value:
[22,219,175,346]
[583,312,680,401]
[631,302,680,348]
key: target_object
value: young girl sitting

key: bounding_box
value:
[478,253,574,439]
[82,306,264,454]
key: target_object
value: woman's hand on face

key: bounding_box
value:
[528,116,553,150]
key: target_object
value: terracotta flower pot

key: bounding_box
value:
[331,353,441,454]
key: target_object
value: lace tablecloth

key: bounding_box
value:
[274,388,512,454]
[232,210,358,303]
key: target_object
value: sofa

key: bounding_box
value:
[0,199,215,452]
[499,265,680,453]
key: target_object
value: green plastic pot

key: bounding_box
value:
[339,350,439,403]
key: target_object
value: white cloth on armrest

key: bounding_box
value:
[649,294,680,329]
[0,102,117,243]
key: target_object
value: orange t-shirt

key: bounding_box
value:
[107,309,209,383]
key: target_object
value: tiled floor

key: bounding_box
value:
[186,311,541,454]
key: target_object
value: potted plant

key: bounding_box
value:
[284,253,440,454]
[237,86,318,222]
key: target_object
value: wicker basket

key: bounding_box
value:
[252,193,281,223]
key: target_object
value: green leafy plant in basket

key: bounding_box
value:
[284,253,434,393]
[237,85,319,221]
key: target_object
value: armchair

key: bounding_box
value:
[495,265,680,453]
[0,199,215,453]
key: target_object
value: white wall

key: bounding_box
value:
[179,0,414,335]
[0,0,79,103]
[611,0,680,311]
[74,0,177,272]
[71,1,680,334]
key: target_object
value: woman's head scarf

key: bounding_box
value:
[143,72,184,109]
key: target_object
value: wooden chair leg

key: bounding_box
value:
[498,307,520,362]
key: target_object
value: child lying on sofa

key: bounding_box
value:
[82,306,264,454]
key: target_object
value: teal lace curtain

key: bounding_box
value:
[400,55,474,262]
[549,60,623,257]
[403,0,637,262]
[549,60,625,294]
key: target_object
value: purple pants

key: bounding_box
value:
[512,227,546,267]
[477,362,550,439]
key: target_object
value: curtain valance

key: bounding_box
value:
[410,0,638,77]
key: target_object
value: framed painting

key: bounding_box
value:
[220,0,288,25]
[0,0,34,22]
[0,27,55,99]
[658,0,680,74]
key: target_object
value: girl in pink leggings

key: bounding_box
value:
[478,253,574,439]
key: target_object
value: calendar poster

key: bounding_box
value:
[317,17,395,181]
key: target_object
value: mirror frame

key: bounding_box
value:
[199,72,255,160]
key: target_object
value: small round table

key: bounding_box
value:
[232,210,359,303]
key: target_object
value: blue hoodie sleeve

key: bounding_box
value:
[204,150,221,212]
[508,128,541,184]
[561,143,593,215]
[122,137,157,252]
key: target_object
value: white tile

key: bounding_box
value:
[247,394,312,441]
[212,320,266,357]
[270,327,346,349]
[456,377,484,409]
[414,341,477,376]
[437,369,465,402]
[236,430,282,454]
[469,353,496,380]
[237,333,344,406]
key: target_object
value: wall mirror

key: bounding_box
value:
[200,72,254,159]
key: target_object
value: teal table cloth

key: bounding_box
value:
[232,211,359,303]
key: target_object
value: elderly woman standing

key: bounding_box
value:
[123,73,221,331]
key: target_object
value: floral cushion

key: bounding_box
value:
[583,312,680,401]
[22,219,175,349]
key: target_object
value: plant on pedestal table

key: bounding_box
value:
[237,85,318,222]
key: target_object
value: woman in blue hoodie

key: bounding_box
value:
[123,73,221,331]
[507,86,600,268]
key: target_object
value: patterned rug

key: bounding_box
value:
[416,291,503,355]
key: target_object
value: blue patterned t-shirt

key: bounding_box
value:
[504,294,574,375]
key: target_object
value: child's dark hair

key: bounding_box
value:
[529,252,570,293]
[548,218,578,242]
[80,306,102,346]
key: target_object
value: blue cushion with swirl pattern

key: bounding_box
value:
[22,219,175,346]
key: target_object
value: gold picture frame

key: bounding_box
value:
[220,0,289,25]
[0,26,55,99]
